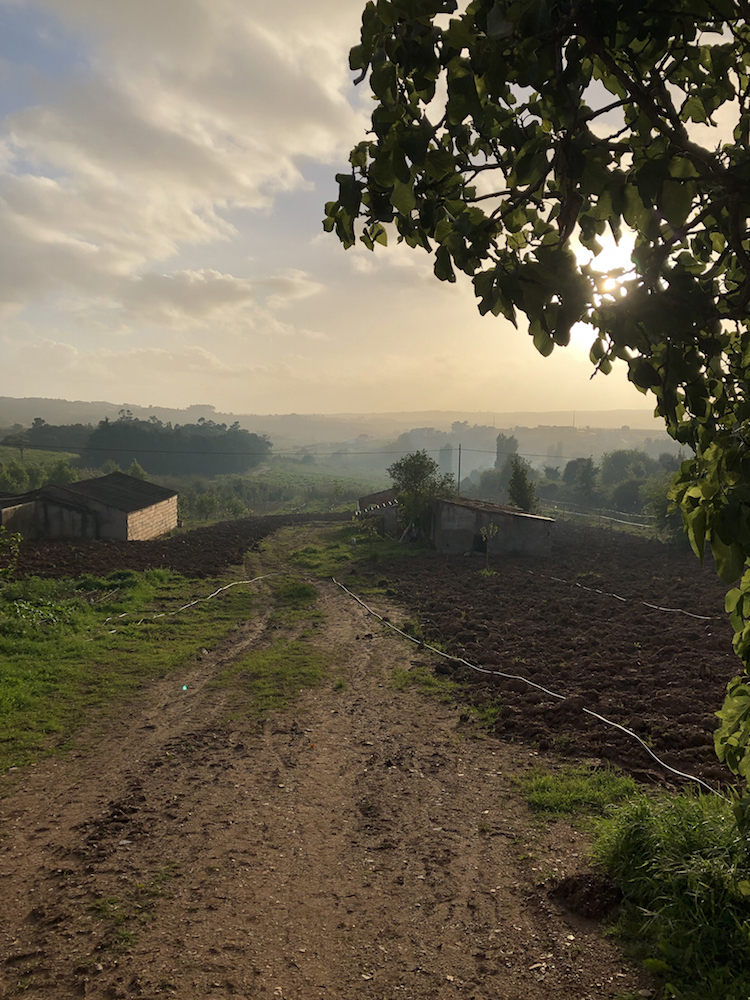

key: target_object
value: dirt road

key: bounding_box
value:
[0,577,652,999]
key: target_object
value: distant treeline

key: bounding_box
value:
[462,435,682,518]
[3,412,272,477]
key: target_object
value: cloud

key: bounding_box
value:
[0,0,365,317]
[111,267,323,334]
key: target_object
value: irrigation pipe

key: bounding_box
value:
[333,577,728,801]
[546,574,721,621]
[98,573,283,634]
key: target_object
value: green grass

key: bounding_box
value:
[0,570,253,770]
[468,701,503,729]
[213,638,332,717]
[289,524,428,579]
[289,540,354,576]
[520,764,639,816]
[593,792,750,1000]
[268,576,318,608]
[518,766,750,996]
[0,445,79,465]
[391,664,462,701]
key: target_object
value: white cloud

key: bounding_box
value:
[0,0,365,317]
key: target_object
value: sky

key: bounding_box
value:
[0,0,658,418]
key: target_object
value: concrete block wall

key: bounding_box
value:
[127,496,178,540]
[432,500,552,557]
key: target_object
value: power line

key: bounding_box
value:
[2,441,676,464]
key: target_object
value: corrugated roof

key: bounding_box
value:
[437,497,554,522]
[0,494,35,509]
[358,488,397,509]
[60,472,177,513]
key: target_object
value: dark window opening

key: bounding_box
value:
[473,533,487,554]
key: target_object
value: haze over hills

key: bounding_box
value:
[0,396,663,450]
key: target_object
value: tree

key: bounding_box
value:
[1,431,28,460]
[494,432,518,470]
[387,449,455,534]
[600,449,660,486]
[326,0,750,783]
[126,459,148,480]
[506,455,538,512]
[562,456,598,502]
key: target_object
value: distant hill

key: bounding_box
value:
[0,396,661,449]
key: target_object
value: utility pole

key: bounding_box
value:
[457,443,462,496]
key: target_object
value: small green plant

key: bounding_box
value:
[469,701,503,729]
[391,664,461,701]
[479,519,498,572]
[0,525,21,580]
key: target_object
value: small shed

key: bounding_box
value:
[356,488,399,535]
[0,473,178,542]
[432,498,553,557]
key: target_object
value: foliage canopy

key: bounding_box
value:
[326,0,750,781]
[387,449,456,531]
[83,413,273,477]
[506,454,538,511]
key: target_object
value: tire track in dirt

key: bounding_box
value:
[0,580,652,1000]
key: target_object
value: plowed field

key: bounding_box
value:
[11,514,740,786]
[367,521,737,787]
[12,512,349,579]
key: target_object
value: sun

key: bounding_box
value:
[567,230,637,354]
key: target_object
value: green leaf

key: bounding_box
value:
[425,147,456,181]
[628,358,662,390]
[336,174,362,218]
[530,320,554,357]
[711,534,745,584]
[349,44,367,72]
[434,245,456,282]
[684,505,707,562]
[371,222,388,246]
[661,179,694,228]
[680,94,709,123]
[643,959,672,974]
[486,3,514,38]
[391,178,417,214]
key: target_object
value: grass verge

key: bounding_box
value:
[517,766,750,997]
[593,792,750,1000]
[288,524,430,579]
[0,569,254,770]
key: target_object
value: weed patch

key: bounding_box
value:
[391,664,462,702]
[520,765,638,816]
[269,576,317,609]
[593,793,750,1000]
[215,639,332,717]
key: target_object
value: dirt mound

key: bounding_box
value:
[550,873,622,920]
[13,512,349,579]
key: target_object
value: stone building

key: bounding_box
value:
[0,472,178,541]
[431,497,553,557]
